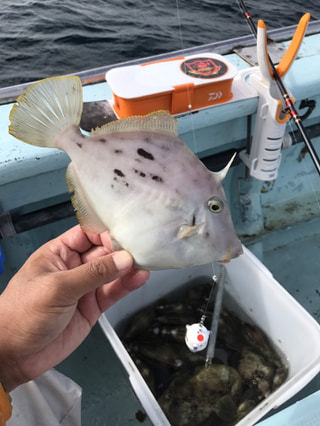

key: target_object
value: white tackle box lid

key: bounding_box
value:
[106,53,238,116]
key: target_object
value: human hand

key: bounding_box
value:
[0,225,150,392]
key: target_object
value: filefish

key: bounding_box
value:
[9,76,242,270]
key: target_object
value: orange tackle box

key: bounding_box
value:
[106,53,238,117]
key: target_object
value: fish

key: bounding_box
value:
[9,75,243,270]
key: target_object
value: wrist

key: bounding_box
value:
[0,382,12,423]
[0,299,26,392]
[0,332,24,393]
[0,360,21,393]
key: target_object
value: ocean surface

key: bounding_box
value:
[1,0,319,88]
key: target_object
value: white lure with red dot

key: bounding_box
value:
[185,323,211,353]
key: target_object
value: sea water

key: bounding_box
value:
[0,0,319,87]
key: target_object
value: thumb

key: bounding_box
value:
[59,250,133,300]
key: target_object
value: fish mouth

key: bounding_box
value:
[218,247,231,263]
[218,243,244,263]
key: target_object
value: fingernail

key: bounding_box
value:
[112,250,133,271]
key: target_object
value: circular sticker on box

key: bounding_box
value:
[180,57,228,79]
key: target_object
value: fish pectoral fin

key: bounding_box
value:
[66,163,106,234]
[177,223,204,239]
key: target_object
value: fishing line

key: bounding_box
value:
[175,0,199,156]
[175,0,185,51]
[202,273,217,318]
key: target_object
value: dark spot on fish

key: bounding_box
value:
[144,137,151,143]
[99,138,107,143]
[114,149,123,154]
[205,232,210,238]
[111,184,114,189]
[151,175,163,183]
[125,182,129,187]
[133,168,146,177]
[192,215,196,226]
[76,143,83,148]
[114,169,125,178]
[137,148,154,160]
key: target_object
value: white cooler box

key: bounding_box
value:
[99,246,320,425]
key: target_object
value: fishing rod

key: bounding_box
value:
[237,0,320,176]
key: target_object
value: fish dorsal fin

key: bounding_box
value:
[212,152,237,181]
[91,110,178,136]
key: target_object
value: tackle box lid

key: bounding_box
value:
[106,53,238,99]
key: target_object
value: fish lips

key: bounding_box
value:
[218,243,243,263]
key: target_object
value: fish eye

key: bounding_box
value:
[207,197,224,213]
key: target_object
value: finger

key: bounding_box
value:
[80,245,110,263]
[48,225,93,256]
[58,250,134,300]
[97,269,150,311]
[87,230,112,251]
[58,225,109,254]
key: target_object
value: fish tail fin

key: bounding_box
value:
[9,76,83,148]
